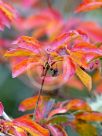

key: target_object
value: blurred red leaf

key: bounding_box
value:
[78,22,102,42]
[0,102,4,116]
[22,0,39,8]
[0,0,17,30]
[75,0,102,13]
[67,76,84,90]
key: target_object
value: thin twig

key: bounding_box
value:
[33,64,49,120]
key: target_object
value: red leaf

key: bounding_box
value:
[47,125,68,136]
[0,102,4,116]
[0,0,17,30]
[78,22,102,42]
[71,42,102,55]
[16,8,61,32]
[48,108,67,118]
[67,76,84,90]
[75,1,102,13]
[10,57,40,78]
[12,36,41,53]
[22,0,39,8]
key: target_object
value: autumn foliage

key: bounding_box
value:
[0,0,102,136]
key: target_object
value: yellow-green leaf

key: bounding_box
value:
[76,67,92,91]
[75,121,98,136]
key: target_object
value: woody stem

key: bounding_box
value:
[33,66,49,120]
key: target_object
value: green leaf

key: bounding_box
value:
[47,115,68,125]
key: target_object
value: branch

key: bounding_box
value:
[33,63,49,120]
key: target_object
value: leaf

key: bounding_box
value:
[76,112,102,121]
[0,120,27,136]
[10,58,31,78]
[10,57,39,78]
[47,115,68,125]
[13,126,27,136]
[75,121,98,136]
[0,102,4,116]
[50,30,82,50]
[76,66,92,90]
[19,95,43,111]
[12,36,41,53]
[78,22,102,42]
[22,0,39,8]
[40,99,55,119]
[48,108,67,118]
[0,0,17,30]
[20,8,61,31]
[5,48,33,57]
[72,42,102,56]
[65,99,92,112]
[47,124,68,136]
[67,76,84,90]
[70,51,88,68]
[13,117,50,136]
[75,1,102,13]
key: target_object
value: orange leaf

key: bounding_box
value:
[5,48,33,57]
[76,112,102,121]
[75,1,102,13]
[11,58,30,78]
[19,95,43,111]
[13,126,27,136]
[10,57,40,78]
[70,51,88,68]
[65,99,92,111]
[76,66,92,90]
[13,117,50,136]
